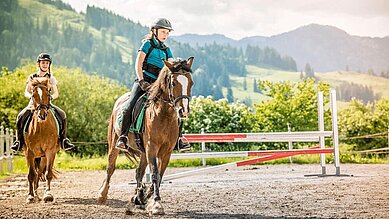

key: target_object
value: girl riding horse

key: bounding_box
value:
[11,53,74,152]
[115,18,190,152]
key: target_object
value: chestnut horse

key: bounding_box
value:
[24,77,60,203]
[98,57,194,215]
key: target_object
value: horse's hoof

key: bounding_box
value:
[26,195,35,204]
[43,192,54,202]
[97,195,107,205]
[125,202,135,215]
[146,200,164,215]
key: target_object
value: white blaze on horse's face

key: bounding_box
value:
[176,74,190,118]
[37,87,43,101]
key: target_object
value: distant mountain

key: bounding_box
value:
[172,33,237,46]
[172,24,389,73]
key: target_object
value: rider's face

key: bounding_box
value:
[38,60,50,72]
[155,28,170,42]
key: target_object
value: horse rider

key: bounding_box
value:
[11,53,75,152]
[115,18,190,152]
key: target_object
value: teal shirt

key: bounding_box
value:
[139,38,173,79]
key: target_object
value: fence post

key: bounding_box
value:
[201,129,206,166]
[0,126,4,174]
[5,128,14,173]
[7,129,14,173]
[318,92,326,175]
[330,90,341,175]
[288,124,293,163]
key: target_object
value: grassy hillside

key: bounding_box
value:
[18,0,135,61]
[226,65,389,106]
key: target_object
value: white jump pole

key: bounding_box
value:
[330,90,341,175]
[318,92,326,175]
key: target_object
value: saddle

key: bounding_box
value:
[117,93,148,152]
[23,107,60,136]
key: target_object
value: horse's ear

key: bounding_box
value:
[187,57,194,68]
[162,59,173,70]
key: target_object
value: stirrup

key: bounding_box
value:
[11,141,22,152]
[176,138,191,152]
[62,138,75,151]
[115,136,129,152]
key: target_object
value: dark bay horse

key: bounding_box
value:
[98,57,194,215]
[24,77,60,203]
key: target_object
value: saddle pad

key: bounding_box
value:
[116,94,147,134]
[23,108,60,136]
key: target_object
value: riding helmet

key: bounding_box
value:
[37,53,52,63]
[150,18,173,31]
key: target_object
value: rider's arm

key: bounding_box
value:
[50,77,59,100]
[135,51,146,81]
[24,84,32,99]
[51,84,59,100]
[167,47,174,62]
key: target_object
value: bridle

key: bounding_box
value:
[33,83,50,113]
[168,71,191,107]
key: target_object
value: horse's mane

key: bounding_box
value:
[147,59,192,104]
[31,77,50,87]
[148,66,170,104]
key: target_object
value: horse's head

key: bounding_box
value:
[163,57,194,119]
[29,78,52,121]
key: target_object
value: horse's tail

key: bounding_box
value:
[107,111,115,153]
[34,157,59,181]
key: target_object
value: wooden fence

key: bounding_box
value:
[0,126,14,174]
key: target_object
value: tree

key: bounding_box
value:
[253,79,331,149]
[243,78,247,90]
[184,96,254,151]
[304,63,315,78]
[339,98,389,150]
[227,88,234,102]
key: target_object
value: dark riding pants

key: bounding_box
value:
[15,104,68,146]
[120,80,146,137]
[15,107,32,147]
[51,104,68,143]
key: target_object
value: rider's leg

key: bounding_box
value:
[116,81,145,151]
[11,108,32,152]
[174,118,191,151]
[51,105,74,151]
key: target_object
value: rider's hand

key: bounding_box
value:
[139,79,151,91]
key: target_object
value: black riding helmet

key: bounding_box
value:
[150,18,173,31]
[37,53,52,63]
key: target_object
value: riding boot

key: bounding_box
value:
[60,118,75,151]
[11,127,24,152]
[116,82,144,152]
[11,109,31,152]
[174,119,191,151]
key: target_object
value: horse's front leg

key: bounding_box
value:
[33,157,46,201]
[126,153,147,214]
[26,155,37,203]
[145,155,164,215]
[43,153,56,202]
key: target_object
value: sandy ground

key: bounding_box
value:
[1,164,389,218]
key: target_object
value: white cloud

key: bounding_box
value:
[63,0,389,39]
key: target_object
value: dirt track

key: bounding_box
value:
[1,164,389,218]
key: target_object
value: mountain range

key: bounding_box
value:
[172,24,389,73]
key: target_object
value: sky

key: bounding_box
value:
[62,0,389,40]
